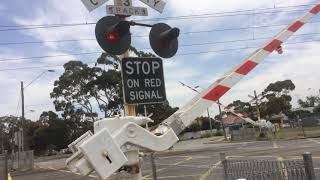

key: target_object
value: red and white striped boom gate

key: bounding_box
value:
[156,4,320,135]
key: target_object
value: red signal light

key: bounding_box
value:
[106,31,121,43]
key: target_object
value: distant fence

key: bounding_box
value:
[218,152,316,180]
[230,128,258,141]
[8,150,34,170]
[0,153,8,180]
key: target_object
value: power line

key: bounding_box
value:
[0,64,66,72]
[0,38,319,72]
[1,3,314,28]
[139,8,310,22]
[1,20,320,46]
[25,103,52,108]
[179,32,320,47]
[138,3,317,21]
[24,71,46,89]
[177,38,320,56]
[0,4,315,32]
[0,32,319,63]
[0,52,101,62]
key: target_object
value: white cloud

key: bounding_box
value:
[13,0,100,52]
[0,3,6,11]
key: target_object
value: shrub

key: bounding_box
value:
[214,131,223,136]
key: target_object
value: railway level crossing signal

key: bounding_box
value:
[82,0,178,58]
[95,16,180,58]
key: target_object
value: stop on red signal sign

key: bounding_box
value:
[121,57,166,104]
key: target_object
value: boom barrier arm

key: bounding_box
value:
[156,4,320,135]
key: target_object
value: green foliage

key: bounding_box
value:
[258,132,266,138]
[51,60,122,120]
[195,116,221,130]
[298,95,319,108]
[214,131,223,136]
[185,122,201,132]
[201,132,213,138]
[31,111,70,154]
[136,101,178,126]
[263,80,295,96]
[262,80,295,117]
[264,95,292,116]
[226,100,255,119]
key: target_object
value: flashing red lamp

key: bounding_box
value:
[106,31,121,43]
[95,16,131,55]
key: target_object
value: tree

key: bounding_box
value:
[32,111,70,154]
[298,95,320,108]
[226,100,255,119]
[196,116,221,130]
[263,80,295,96]
[51,47,157,121]
[262,80,295,116]
[50,60,121,121]
[136,101,178,126]
[0,116,40,152]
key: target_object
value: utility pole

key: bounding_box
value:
[217,100,227,140]
[254,90,261,121]
[18,70,54,153]
[0,129,3,154]
[206,108,213,135]
[249,90,262,121]
[20,81,25,152]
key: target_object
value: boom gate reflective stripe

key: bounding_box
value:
[310,4,320,14]
[202,3,320,102]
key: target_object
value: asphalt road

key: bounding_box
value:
[11,137,320,180]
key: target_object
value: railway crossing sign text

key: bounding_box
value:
[121,57,166,104]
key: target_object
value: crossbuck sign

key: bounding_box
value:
[81,0,166,13]
[121,57,166,104]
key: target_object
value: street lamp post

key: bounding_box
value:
[20,69,55,151]
[179,82,213,134]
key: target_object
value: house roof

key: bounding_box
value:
[223,115,243,125]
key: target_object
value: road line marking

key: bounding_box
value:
[143,168,166,179]
[308,138,320,144]
[159,155,208,159]
[88,174,99,178]
[144,174,201,179]
[173,156,193,165]
[198,161,221,180]
[227,155,244,158]
[273,140,279,148]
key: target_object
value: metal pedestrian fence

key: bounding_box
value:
[0,153,8,180]
[218,152,316,180]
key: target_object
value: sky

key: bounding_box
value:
[0,0,320,120]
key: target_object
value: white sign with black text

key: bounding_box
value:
[121,58,166,104]
[114,0,132,6]
[138,0,166,13]
[106,5,148,16]
[81,0,109,12]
